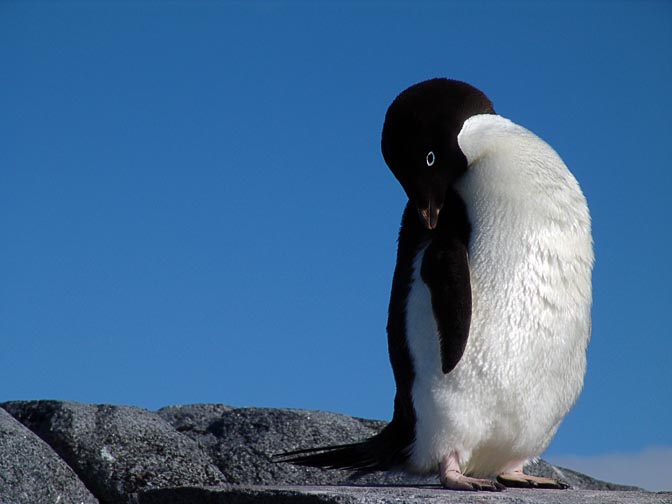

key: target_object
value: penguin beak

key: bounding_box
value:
[418,204,441,230]
[415,183,445,230]
[405,172,447,230]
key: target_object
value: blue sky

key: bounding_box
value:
[1,1,670,491]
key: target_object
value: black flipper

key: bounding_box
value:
[420,189,472,374]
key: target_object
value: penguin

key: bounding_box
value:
[277,78,593,491]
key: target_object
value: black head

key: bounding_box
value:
[381,78,495,229]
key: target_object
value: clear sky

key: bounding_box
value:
[1,1,670,491]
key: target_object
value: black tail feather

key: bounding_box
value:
[273,440,385,471]
[273,422,412,472]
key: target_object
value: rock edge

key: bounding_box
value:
[0,400,655,504]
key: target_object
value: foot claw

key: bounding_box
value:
[441,470,503,492]
[439,452,505,492]
[497,471,569,489]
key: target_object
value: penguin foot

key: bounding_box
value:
[441,471,505,491]
[497,470,570,489]
[439,453,505,492]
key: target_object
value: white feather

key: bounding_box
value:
[406,114,594,477]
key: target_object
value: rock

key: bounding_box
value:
[157,405,437,486]
[0,400,652,503]
[155,403,234,433]
[525,459,641,491]
[157,404,639,490]
[0,407,98,504]
[2,400,225,504]
[137,485,672,504]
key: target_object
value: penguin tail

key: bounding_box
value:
[273,423,411,472]
[273,440,384,471]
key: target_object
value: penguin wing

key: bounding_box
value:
[420,232,472,374]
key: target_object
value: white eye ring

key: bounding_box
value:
[426,151,435,166]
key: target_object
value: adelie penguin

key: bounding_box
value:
[277,78,593,491]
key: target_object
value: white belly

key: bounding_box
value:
[406,244,589,477]
[406,115,593,477]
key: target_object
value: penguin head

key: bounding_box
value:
[381,78,494,230]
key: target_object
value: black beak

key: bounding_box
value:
[418,202,441,230]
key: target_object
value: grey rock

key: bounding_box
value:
[0,407,98,504]
[156,403,233,434]
[0,400,651,504]
[157,404,637,490]
[137,485,672,504]
[157,405,436,486]
[2,400,226,504]
[525,459,641,491]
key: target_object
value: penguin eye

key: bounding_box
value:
[426,151,435,167]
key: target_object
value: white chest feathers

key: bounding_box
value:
[406,114,594,477]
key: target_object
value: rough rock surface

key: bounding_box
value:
[2,400,225,504]
[0,407,98,504]
[0,400,664,504]
[156,404,639,490]
[157,404,426,486]
[137,486,672,504]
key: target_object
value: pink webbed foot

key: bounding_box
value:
[497,467,570,489]
[439,452,505,492]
